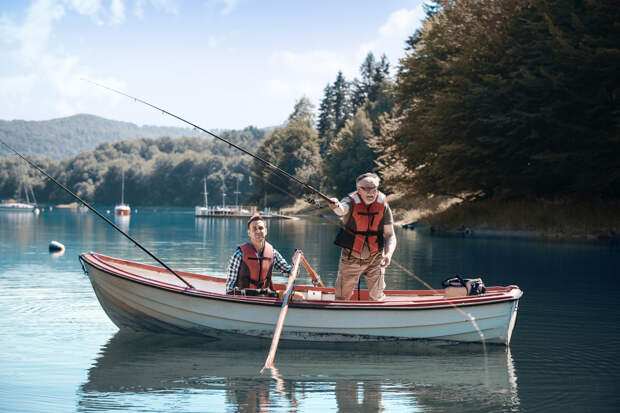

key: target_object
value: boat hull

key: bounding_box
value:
[0,203,35,212]
[81,253,521,344]
[114,204,130,216]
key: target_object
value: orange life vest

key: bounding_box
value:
[238,242,274,289]
[334,191,386,255]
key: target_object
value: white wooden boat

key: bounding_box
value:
[79,252,522,345]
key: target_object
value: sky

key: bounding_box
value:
[0,0,426,130]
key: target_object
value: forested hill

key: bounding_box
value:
[0,127,267,206]
[0,114,210,160]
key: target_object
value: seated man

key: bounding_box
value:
[225,215,292,295]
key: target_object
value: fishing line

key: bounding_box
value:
[84,80,488,352]
[82,79,330,205]
[0,139,195,290]
[237,173,489,349]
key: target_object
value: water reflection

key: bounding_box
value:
[78,332,519,412]
[113,214,130,232]
[49,249,65,258]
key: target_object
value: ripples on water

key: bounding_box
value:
[1,208,619,412]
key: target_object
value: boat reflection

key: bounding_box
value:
[78,332,519,412]
[113,214,130,232]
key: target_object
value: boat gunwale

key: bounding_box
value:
[81,252,523,310]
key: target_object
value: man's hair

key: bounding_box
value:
[356,172,380,185]
[247,214,265,228]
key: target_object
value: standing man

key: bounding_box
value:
[328,173,397,301]
[225,215,292,295]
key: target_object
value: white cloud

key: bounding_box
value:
[206,0,237,16]
[0,0,128,121]
[0,74,37,104]
[358,4,426,70]
[269,50,354,77]
[219,0,238,16]
[134,0,178,19]
[110,0,126,25]
[134,0,146,18]
[1,0,66,65]
[68,0,102,18]
[265,49,356,101]
[150,0,179,14]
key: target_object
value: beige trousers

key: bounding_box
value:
[335,251,386,301]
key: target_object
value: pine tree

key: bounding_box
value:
[325,108,377,195]
[317,83,336,156]
[332,71,351,134]
[251,98,322,207]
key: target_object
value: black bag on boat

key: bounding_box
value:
[233,287,279,298]
[442,275,486,297]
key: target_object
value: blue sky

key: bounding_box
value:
[0,0,425,130]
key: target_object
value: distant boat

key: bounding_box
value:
[194,179,292,219]
[114,170,130,216]
[195,178,252,218]
[0,201,35,212]
[194,177,210,217]
[1,177,37,212]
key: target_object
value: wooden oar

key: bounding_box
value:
[301,255,325,287]
[260,250,303,374]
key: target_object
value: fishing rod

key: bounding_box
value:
[0,139,195,290]
[83,79,332,205]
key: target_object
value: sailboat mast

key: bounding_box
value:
[24,182,30,204]
[203,177,208,208]
[234,178,240,208]
[121,170,125,205]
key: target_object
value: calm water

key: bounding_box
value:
[1,207,619,412]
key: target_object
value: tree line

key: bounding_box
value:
[2,0,618,208]
[0,129,265,206]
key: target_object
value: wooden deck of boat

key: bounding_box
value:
[93,254,514,304]
[93,257,461,302]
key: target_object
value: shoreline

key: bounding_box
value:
[283,194,620,243]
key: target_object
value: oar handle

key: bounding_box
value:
[260,249,303,373]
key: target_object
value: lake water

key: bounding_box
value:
[1,207,619,412]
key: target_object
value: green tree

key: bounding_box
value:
[382,0,620,201]
[251,98,322,207]
[325,108,377,195]
[332,71,351,134]
[317,83,336,156]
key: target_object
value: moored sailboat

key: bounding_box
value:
[114,170,130,216]
[0,178,37,212]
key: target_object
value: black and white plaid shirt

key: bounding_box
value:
[225,245,292,293]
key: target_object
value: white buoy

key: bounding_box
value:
[49,240,65,251]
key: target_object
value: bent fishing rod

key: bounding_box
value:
[0,139,195,290]
[82,79,332,205]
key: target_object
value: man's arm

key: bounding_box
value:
[273,250,293,275]
[381,224,397,268]
[225,248,243,293]
[328,197,350,217]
